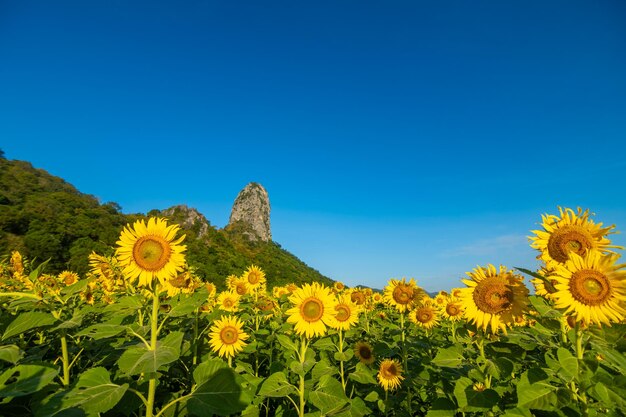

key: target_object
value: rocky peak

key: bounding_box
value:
[228,182,271,242]
[162,205,210,238]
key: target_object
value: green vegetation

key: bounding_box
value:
[0,156,331,288]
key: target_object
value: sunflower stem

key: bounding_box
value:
[145,284,161,417]
[192,309,199,366]
[60,333,71,387]
[298,336,308,417]
[338,329,346,392]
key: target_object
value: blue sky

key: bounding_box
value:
[2,1,625,291]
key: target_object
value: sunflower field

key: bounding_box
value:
[0,208,625,417]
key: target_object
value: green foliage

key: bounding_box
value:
[0,157,332,288]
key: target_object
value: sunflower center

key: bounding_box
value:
[335,305,351,322]
[473,277,512,314]
[392,285,414,305]
[358,345,372,359]
[301,297,324,322]
[382,363,398,378]
[133,236,171,271]
[547,226,593,263]
[223,299,233,308]
[351,292,366,305]
[446,303,460,316]
[417,308,433,323]
[247,271,261,284]
[236,283,247,295]
[220,326,239,345]
[570,269,611,306]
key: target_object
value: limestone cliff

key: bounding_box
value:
[228,182,271,242]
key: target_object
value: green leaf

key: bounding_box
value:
[76,323,126,340]
[557,347,578,382]
[363,391,378,402]
[0,345,23,364]
[167,292,207,317]
[502,407,533,417]
[334,349,354,362]
[0,364,59,399]
[194,358,228,384]
[348,363,376,385]
[36,367,128,417]
[51,315,83,332]
[433,345,464,368]
[276,334,298,352]
[516,368,558,410]
[257,372,296,398]
[187,361,253,416]
[2,312,58,340]
[309,375,349,416]
[425,397,457,417]
[454,377,499,411]
[312,337,336,352]
[117,331,183,375]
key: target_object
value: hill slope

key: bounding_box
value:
[0,155,332,288]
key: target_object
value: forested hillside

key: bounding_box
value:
[0,154,332,288]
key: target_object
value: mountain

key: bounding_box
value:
[0,154,332,288]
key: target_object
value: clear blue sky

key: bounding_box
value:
[2,1,625,291]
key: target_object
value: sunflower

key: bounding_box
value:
[205,282,217,298]
[550,250,626,326]
[459,264,529,334]
[208,315,249,358]
[383,278,422,312]
[530,207,621,266]
[531,266,559,300]
[441,298,464,321]
[272,285,290,299]
[230,277,249,296]
[10,251,24,276]
[409,302,440,329]
[377,359,404,391]
[349,289,367,306]
[328,294,361,331]
[217,291,240,312]
[162,270,200,297]
[286,282,337,338]
[434,293,447,307]
[242,265,266,291]
[333,281,346,292]
[115,217,186,287]
[58,271,79,286]
[354,341,375,365]
[371,292,383,305]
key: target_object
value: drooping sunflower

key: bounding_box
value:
[286,282,337,338]
[530,207,621,266]
[354,341,375,365]
[377,359,404,391]
[531,266,559,300]
[328,294,361,331]
[217,291,241,312]
[409,302,440,329]
[115,217,186,287]
[550,250,626,326]
[242,265,266,291]
[383,278,422,313]
[208,315,249,358]
[162,270,200,297]
[459,264,529,334]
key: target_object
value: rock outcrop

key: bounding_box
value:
[162,205,210,238]
[228,182,271,242]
